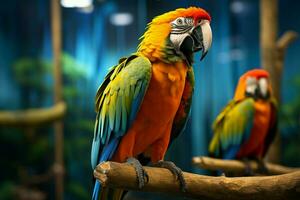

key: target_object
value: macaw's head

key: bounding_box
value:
[234,69,273,101]
[138,7,212,66]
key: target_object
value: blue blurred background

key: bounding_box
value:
[0,0,299,199]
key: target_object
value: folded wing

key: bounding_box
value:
[91,55,152,169]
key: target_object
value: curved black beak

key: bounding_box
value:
[191,21,212,61]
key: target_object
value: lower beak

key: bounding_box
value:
[191,21,212,61]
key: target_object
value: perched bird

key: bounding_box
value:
[91,7,212,200]
[209,69,277,173]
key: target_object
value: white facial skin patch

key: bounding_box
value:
[258,78,268,97]
[246,77,257,95]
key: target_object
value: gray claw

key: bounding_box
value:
[256,159,269,175]
[127,157,148,188]
[242,158,255,176]
[152,161,187,192]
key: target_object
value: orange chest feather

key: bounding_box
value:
[131,61,188,151]
[112,61,189,162]
[151,61,188,96]
[237,100,271,158]
[139,61,188,125]
[252,100,272,138]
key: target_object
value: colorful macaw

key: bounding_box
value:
[209,69,277,171]
[91,7,212,200]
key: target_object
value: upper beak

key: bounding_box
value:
[258,78,268,98]
[191,20,212,61]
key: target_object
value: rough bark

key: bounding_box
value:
[94,161,300,200]
[192,156,300,175]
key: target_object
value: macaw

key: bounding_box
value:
[91,7,212,200]
[208,69,277,173]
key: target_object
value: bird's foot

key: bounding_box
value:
[256,158,269,175]
[151,160,187,192]
[242,158,255,176]
[126,157,149,189]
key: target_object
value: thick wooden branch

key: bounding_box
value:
[94,161,300,200]
[0,101,66,126]
[192,156,300,175]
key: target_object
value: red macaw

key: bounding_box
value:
[91,7,212,200]
[209,69,277,173]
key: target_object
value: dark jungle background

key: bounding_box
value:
[0,0,299,199]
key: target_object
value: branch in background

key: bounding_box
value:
[192,156,300,175]
[19,167,53,186]
[277,31,298,50]
[14,186,46,200]
[275,31,299,73]
[0,101,66,127]
[94,161,300,200]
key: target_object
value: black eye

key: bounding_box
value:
[176,18,183,25]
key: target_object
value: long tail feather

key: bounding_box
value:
[92,180,101,200]
[92,138,120,200]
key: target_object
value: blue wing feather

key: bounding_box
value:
[92,137,120,200]
[223,146,240,160]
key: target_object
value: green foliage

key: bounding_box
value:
[63,86,81,99]
[280,74,300,166]
[0,181,14,200]
[7,53,94,199]
[282,133,300,167]
[13,52,86,91]
[281,100,300,128]
[13,57,51,92]
[67,181,90,200]
[61,53,86,81]
[280,76,300,130]
[0,127,24,142]
[27,136,50,163]
[76,119,95,132]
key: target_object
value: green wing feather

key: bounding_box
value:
[209,98,255,158]
[91,55,152,168]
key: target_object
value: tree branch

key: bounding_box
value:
[192,156,300,175]
[277,31,298,50]
[19,167,53,186]
[0,101,66,126]
[275,30,298,73]
[14,186,46,200]
[94,161,300,200]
